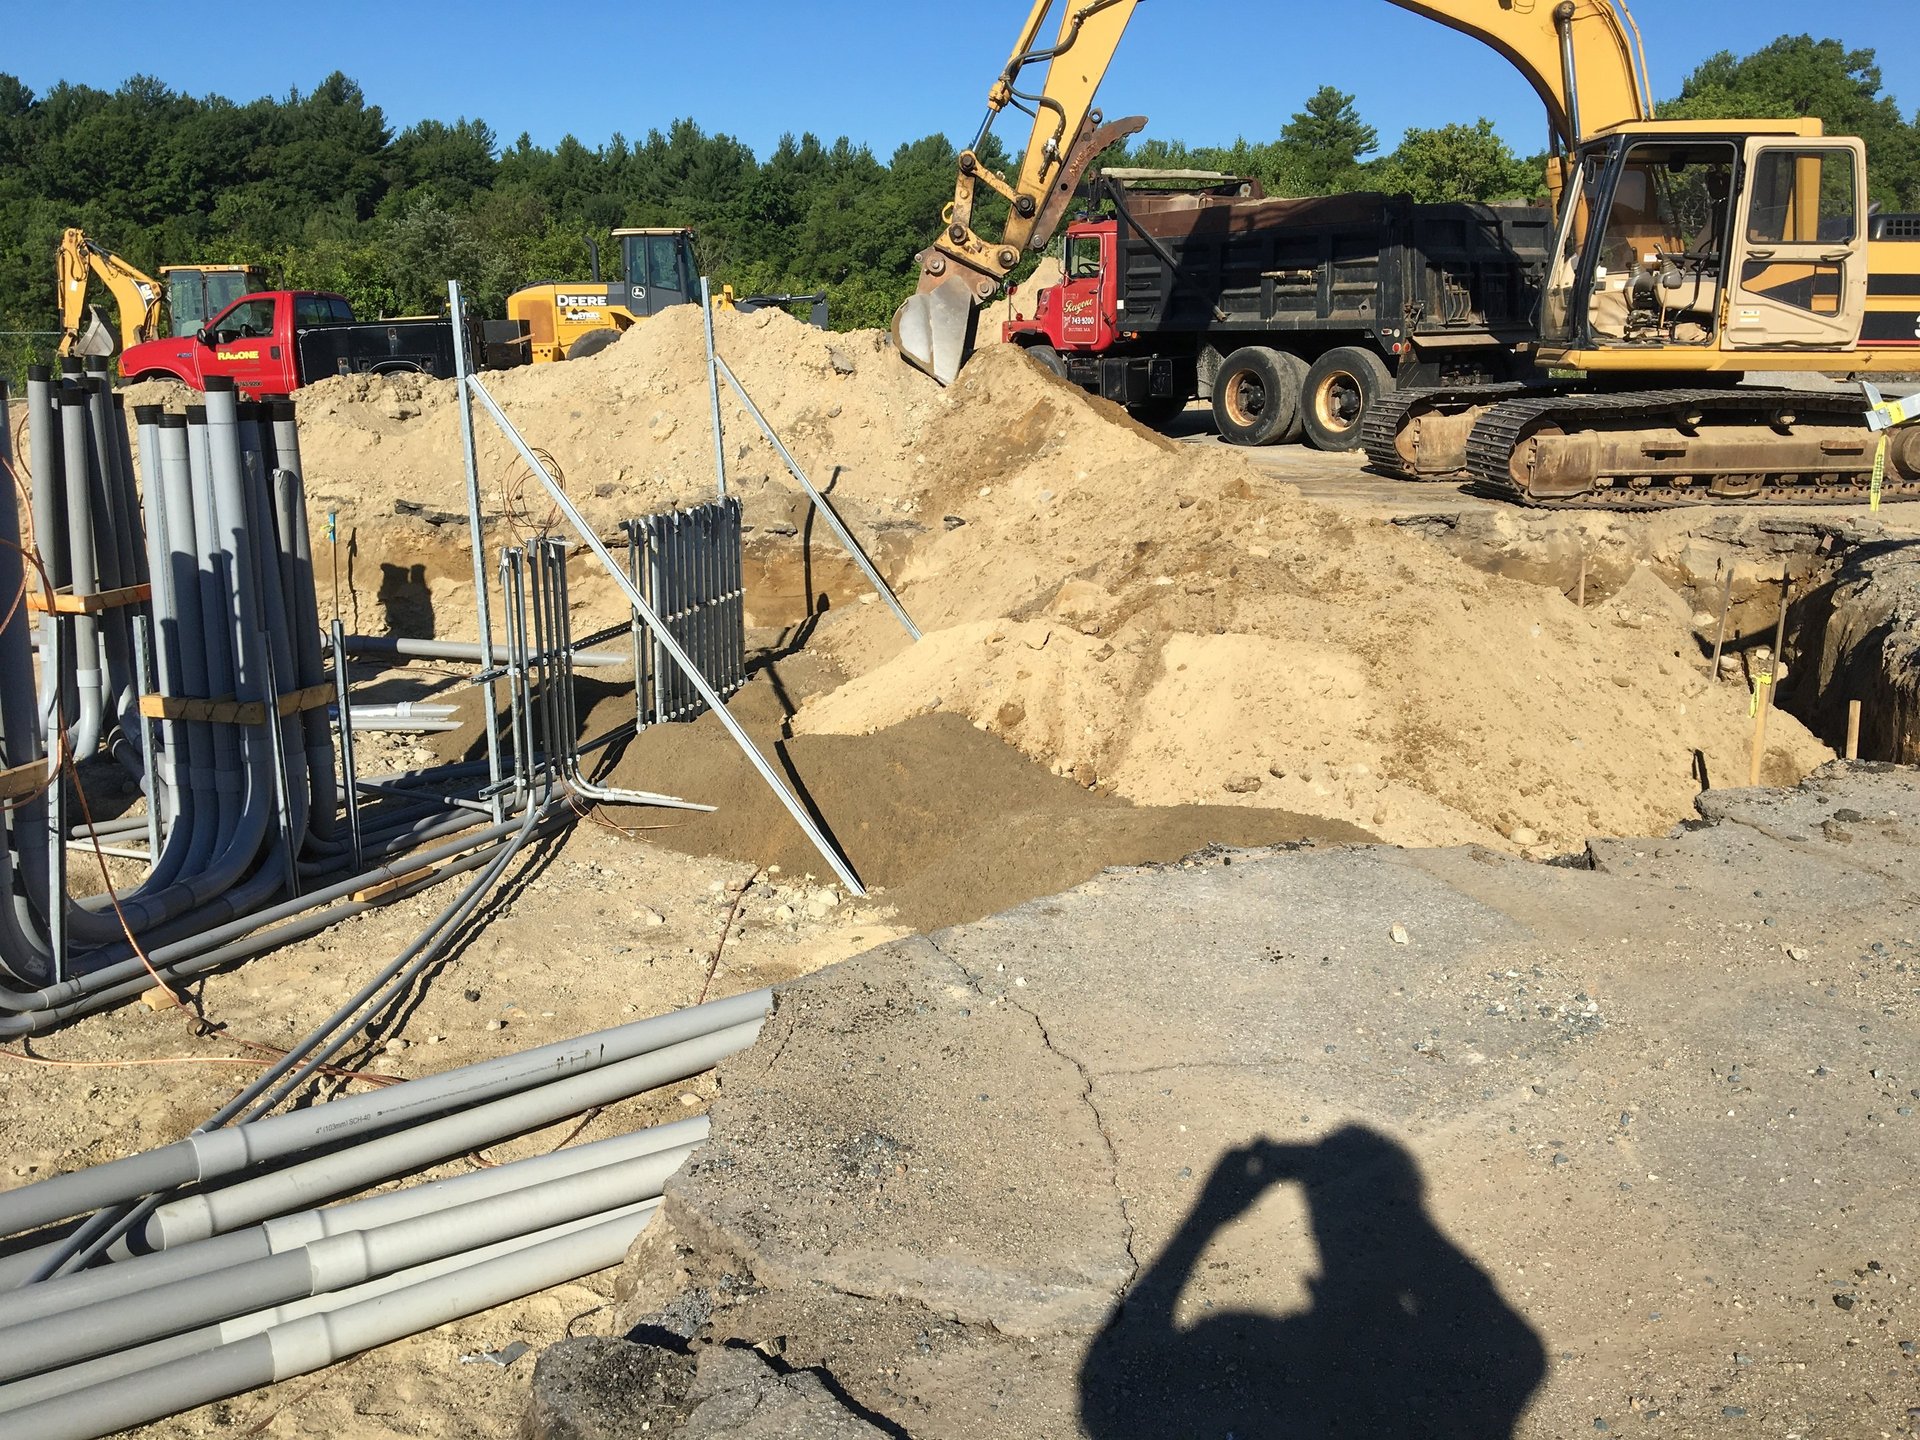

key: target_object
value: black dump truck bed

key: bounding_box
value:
[1108,183,1551,351]
[292,314,498,382]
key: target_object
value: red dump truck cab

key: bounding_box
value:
[1006,223,1123,353]
[120,291,479,396]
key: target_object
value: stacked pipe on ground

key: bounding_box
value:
[0,372,530,1027]
[0,989,772,1439]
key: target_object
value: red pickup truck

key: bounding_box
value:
[120,289,495,395]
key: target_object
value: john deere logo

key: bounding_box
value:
[555,294,607,307]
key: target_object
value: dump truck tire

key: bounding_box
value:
[566,328,622,361]
[1211,346,1305,447]
[1023,344,1069,379]
[1303,346,1393,451]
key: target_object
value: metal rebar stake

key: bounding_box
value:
[260,632,301,900]
[130,613,161,869]
[712,356,919,641]
[330,619,364,870]
[701,278,727,501]
[448,280,507,824]
[465,376,862,894]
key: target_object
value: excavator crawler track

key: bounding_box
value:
[1464,388,1918,509]
[1361,382,1538,480]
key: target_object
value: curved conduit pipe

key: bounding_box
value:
[0,812,548,1035]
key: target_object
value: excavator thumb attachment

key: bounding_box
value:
[892,274,980,386]
[72,305,117,358]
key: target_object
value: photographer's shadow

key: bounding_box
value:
[1080,1126,1546,1438]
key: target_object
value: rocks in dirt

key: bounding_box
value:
[521,1335,695,1440]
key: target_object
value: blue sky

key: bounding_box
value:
[5,2,1915,160]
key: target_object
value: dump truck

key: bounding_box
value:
[1006,172,1550,449]
[894,0,1920,507]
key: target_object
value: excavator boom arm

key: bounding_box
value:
[57,228,168,358]
[895,0,1653,382]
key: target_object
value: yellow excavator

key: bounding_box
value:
[893,1,1920,506]
[57,228,267,359]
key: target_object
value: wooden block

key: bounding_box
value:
[28,583,152,615]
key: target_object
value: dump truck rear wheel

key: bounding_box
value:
[1303,346,1392,451]
[566,328,622,361]
[1211,346,1304,446]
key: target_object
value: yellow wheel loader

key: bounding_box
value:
[507,227,827,364]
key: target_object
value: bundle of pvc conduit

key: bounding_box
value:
[1,370,533,1027]
[0,992,771,1438]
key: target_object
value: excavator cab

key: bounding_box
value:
[1538,123,1869,360]
[161,264,270,339]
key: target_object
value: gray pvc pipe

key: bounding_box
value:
[0,987,767,1237]
[25,369,72,741]
[0,816,554,1047]
[124,1018,761,1255]
[56,389,103,762]
[0,810,535,1028]
[1,1119,704,1326]
[341,634,626,668]
[0,1149,691,1381]
[0,1199,660,1414]
[0,1205,656,1440]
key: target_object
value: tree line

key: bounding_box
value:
[2,35,1915,384]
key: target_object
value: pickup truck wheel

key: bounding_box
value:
[1022,344,1069,379]
[1303,346,1393,451]
[1210,346,1305,447]
[565,327,623,361]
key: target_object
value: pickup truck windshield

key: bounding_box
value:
[210,296,278,340]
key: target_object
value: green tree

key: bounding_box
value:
[1278,87,1377,192]
[1370,119,1543,203]
[1662,35,1920,208]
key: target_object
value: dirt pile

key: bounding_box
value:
[597,692,1369,933]
[293,306,938,538]
[788,346,1831,852]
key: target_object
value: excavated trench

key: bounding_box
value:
[1397,504,1920,765]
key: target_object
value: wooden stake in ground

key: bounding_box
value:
[1847,700,1862,761]
[1575,550,1587,609]
[1748,579,1791,786]
[1709,568,1735,678]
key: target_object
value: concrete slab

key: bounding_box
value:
[585,763,1920,1438]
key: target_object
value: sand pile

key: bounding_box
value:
[294,306,938,537]
[223,302,1832,854]
[788,346,1830,852]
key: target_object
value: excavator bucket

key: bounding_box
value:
[72,305,117,358]
[891,276,980,387]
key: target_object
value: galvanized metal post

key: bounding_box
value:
[713,356,920,642]
[464,376,864,895]
[447,280,506,823]
[701,278,727,502]
[330,619,364,870]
